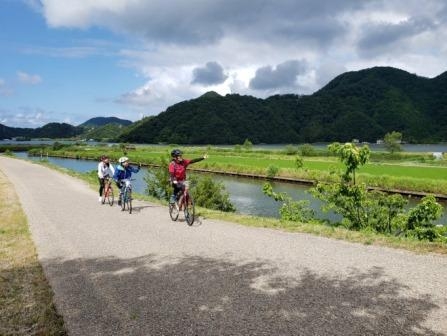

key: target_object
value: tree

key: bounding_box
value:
[383,131,403,153]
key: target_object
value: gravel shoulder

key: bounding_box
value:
[1,156,446,336]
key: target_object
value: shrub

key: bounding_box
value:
[263,183,314,223]
[284,145,298,155]
[299,144,316,156]
[144,156,171,201]
[266,165,279,178]
[191,175,235,212]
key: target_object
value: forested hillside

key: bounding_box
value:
[119,67,447,144]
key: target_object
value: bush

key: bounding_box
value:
[144,156,171,201]
[191,175,235,212]
[284,145,298,155]
[299,144,316,156]
[266,165,279,178]
[4,149,14,156]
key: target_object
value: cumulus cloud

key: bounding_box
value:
[24,0,447,122]
[249,60,308,91]
[191,62,228,85]
[0,107,52,128]
[36,0,370,47]
[357,17,437,57]
[17,71,42,85]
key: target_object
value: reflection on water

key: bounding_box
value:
[13,152,446,224]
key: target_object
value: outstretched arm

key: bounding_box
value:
[189,154,207,164]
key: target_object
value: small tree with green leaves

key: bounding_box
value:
[263,183,314,223]
[383,131,403,153]
[242,139,253,151]
[311,142,371,230]
[295,155,303,169]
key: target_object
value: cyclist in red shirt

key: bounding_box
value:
[169,149,207,204]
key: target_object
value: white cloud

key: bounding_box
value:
[0,107,52,128]
[30,0,447,119]
[17,71,42,85]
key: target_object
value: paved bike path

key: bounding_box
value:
[1,156,447,335]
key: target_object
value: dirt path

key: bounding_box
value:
[1,156,446,335]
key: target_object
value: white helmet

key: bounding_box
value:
[118,156,129,164]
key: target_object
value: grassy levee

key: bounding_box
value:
[0,169,66,335]
[29,145,447,196]
[32,159,447,255]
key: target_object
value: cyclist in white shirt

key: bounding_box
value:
[97,155,115,202]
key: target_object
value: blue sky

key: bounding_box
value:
[1,0,446,128]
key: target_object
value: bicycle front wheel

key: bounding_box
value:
[184,194,195,226]
[107,186,114,206]
[169,202,179,221]
[127,190,132,214]
[121,190,127,211]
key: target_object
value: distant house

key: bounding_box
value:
[376,139,384,144]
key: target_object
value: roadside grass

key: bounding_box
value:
[0,169,66,335]
[33,159,447,255]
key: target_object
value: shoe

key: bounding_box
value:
[98,196,102,202]
[117,200,121,206]
[169,195,176,204]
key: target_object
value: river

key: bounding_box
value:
[2,139,447,153]
[11,152,447,224]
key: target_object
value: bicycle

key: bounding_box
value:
[169,181,195,226]
[101,176,114,206]
[118,179,133,214]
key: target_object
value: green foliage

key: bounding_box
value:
[266,165,279,178]
[384,131,403,153]
[51,141,65,150]
[299,144,316,156]
[294,156,303,169]
[242,139,253,151]
[144,156,171,201]
[328,142,370,184]
[3,149,14,156]
[404,195,443,241]
[263,183,314,223]
[284,145,298,155]
[190,175,235,212]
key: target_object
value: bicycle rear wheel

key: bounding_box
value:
[169,202,179,221]
[184,194,195,226]
[107,186,114,206]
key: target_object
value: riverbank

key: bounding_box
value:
[28,157,447,255]
[28,151,447,200]
[0,168,66,334]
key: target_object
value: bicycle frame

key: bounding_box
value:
[169,181,195,225]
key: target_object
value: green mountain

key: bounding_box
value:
[0,117,132,140]
[119,67,447,144]
[78,117,132,128]
[0,122,81,139]
[80,123,131,141]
